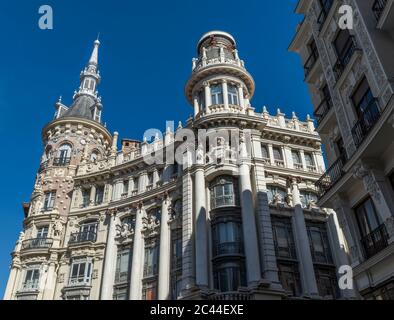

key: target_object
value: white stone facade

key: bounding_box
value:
[290,0,394,300]
[4,31,353,300]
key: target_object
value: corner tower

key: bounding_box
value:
[185,31,255,118]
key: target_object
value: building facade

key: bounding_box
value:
[290,0,394,300]
[4,31,353,300]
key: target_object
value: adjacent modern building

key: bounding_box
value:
[290,0,394,300]
[4,30,355,300]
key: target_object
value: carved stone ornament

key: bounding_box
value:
[115,223,135,242]
[142,214,160,239]
[352,163,381,202]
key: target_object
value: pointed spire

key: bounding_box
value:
[88,39,100,68]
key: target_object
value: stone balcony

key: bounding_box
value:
[192,56,245,73]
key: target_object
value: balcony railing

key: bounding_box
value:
[317,0,334,30]
[361,224,389,259]
[22,238,53,250]
[373,0,388,21]
[314,96,333,125]
[315,153,347,197]
[333,37,359,81]
[213,241,244,257]
[53,157,71,167]
[351,98,381,148]
[21,281,39,292]
[209,292,252,301]
[69,231,97,244]
[304,50,319,78]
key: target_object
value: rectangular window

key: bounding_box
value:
[115,248,132,284]
[37,226,49,239]
[113,287,128,300]
[277,262,302,297]
[228,85,239,105]
[95,186,104,205]
[213,264,247,293]
[306,222,333,264]
[351,77,379,120]
[292,151,302,166]
[144,245,159,278]
[147,173,154,186]
[315,267,339,298]
[123,180,129,195]
[142,281,157,300]
[171,230,182,271]
[211,85,224,105]
[43,191,56,211]
[261,144,269,160]
[69,259,92,286]
[82,188,91,208]
[355,197,381,238]
[272,217,297,260]
[23,268,40,291]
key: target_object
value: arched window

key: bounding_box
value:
[55,143,72,166]
[210,176,237,209]
[273,147,283,161]
[228,85,239,105]
[267,185,287,204]
[261,144,269,160]
[305,153,315,169]
[90,150,100,163]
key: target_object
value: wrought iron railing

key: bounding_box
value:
[351,98,381,148]
[69,231,97,244]
[53,157,71,167]
[21,280,39,292]
[361,224,389,259]
[372,0,388,21]
[304,50,319,78]
[22,238,53,250]
[315,153,347,197]
[333,36,359,80]
[314,96,333,125]
[209,292,252,300]
[317,0,334,30]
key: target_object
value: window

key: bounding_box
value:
[355,197,381,238]
[210,176,237,209]
[115,247,132,284]
[37,226,49,239]
[90,151,99,162]
[198,90,205,110]
[22,267,40,291]
[277,263,302,297]
[171,231,183,271]
[43,191,56,211]
[300,191,318,208]
[95,186,104,205]
[123,180,129,195]
[315,267,339,298]
[273,147,283,161]
[147,173,154,186]
[94,109,101,122]
[70,222,97,244]
[142,281,157,300]
[69,259,92,286]
[335,137,346,159]
[334,29,353,64]
[352,77,380,127]
[55,143,72,166]
[292,151,302,167]
[272,217,297,260]
[355,197,388,258]
[306,222,333,264]
[211,84,224,105]
[267,186,287,204]
[213,263,247,293]
[144,245,159,278]
[304,153,315,170]
[261,144,269,160]
[171,274,182,300]
[113,287,128,300]
[228,85,239,105]
[212,221,243,256]
[82,188,91,208]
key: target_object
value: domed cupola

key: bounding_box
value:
[185,31,255,118]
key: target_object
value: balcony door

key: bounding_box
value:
[355,197,381,238]
[352,77,380,128]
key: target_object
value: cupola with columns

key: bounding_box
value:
[185,31,255,118]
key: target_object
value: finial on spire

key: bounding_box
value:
[89,38,100,67]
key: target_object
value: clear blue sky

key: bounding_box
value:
[0,0,309,297]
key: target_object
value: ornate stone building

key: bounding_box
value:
[289,0,394,299]
[4,31,353,300]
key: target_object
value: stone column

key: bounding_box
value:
[267,144,275,166]
[138,172,147,194]
[299,150,307,170]
[130,206,144,300]
[194,166,209,289]
[158,196,171,300]
[326,209,357,299]
[222,80,229,110]
[291,179,319,297]
[89,185,96,206]
[153,169,160,187]
[42,261,56,300]
[101,211,119,300]
[203,82,211,113]
[193,95,199,117]
[3,264,20,300]
[239,139,261,286]
[237,84,245,110]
